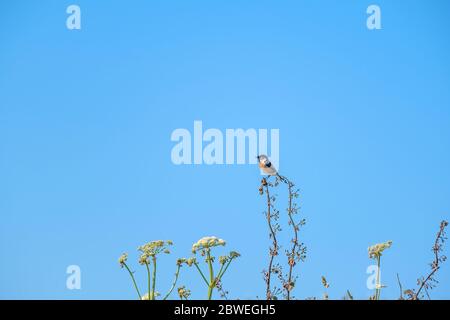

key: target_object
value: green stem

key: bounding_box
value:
[207,249,214,300]
[124,263,142,299]
[145,263,151,300]
[217,258,233,281]
[194,263,209,286]
[152,256,157,300]
[163,264,181,300]
[376,256,381,300]
[216,264,225,283]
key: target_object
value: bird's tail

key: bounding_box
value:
[276,173,289,184]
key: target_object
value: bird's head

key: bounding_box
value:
[257,154,268,163]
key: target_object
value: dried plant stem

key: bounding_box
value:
[123,263,142,299]
[416,263,439,298]
[216,280,229,300]
[286,179,298,300]
[415,220,448,299]
[264,179,278,300]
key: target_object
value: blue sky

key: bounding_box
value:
[1,0,450,299]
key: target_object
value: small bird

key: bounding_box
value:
[257,154,288,183]
[257,154,278,176]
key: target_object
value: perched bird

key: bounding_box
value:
[257,154,278,176]
[257,155,288,183]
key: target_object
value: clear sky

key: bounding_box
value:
[1,0,450,299]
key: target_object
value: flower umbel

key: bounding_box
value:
[178,286,191,300]
[138,240,173,257]
[192,236,226,253]
[368,240,393,259]
[190,236,239,300]
[118,253,128,268]
[219,256,229,265]
[185,257,197,267]
[119,240,184,300]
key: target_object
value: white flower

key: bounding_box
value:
[368,240,392,259]
[192,236,226,253]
